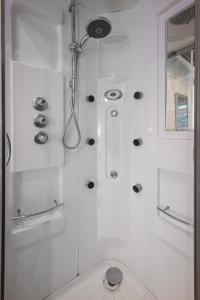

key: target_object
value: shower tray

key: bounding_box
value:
[45,260,157,300]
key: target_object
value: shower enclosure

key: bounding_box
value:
[0,0,199,299]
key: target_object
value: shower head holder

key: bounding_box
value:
[68,41,83,53]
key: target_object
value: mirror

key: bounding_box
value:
[166,4,195,131]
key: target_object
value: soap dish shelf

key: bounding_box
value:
[157,205,193,228]
[11,200,64,220]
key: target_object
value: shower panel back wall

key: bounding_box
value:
[79,1,194,300]
[4,0,194,300]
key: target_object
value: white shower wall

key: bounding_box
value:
[4,0,194,300]
[79,1,194,300]
[4,1,96,300]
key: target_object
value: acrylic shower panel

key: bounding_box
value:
[11,62,64,172]
[79,1,194,300]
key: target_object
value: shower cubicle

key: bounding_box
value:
[0,0,199,299]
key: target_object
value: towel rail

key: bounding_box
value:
[157,205,193,228]
[11,200,64,220]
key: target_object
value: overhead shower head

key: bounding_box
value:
[86,17,112,39]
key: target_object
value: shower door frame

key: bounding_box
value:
[1,0,6,298]
[195,0,200,299]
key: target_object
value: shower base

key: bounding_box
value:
[46,260,157,300]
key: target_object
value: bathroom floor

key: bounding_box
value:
[46,261,157,300]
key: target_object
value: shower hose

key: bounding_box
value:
[62,93,81,149]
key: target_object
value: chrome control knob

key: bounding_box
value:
[33,97,48,111]
[34,131,48,144]
[34,114,48,128]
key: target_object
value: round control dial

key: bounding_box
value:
[34,114,49,128]
[34,131,48,144]
[33,97,48,111]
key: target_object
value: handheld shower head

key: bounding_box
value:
[80,17,112,48]
[86,17,112,39]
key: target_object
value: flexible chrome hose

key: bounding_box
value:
[62,93,81,149]
[63,49,81,149]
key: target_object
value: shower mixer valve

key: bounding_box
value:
[34,114,48,128]
[33,97,48,111]
[34,131,48,144]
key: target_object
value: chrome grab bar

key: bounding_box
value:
[11,200,64,220]
[157,205,193,228]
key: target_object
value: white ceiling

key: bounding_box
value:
[78,0,140,14]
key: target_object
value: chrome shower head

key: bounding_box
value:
[86,17,112,39]
[170,5,195,25]
[79,17,112,49]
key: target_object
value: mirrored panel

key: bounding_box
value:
[166,4,195,131]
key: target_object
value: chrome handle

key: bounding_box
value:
[157,205,193,228]
[34,131,48,144]
[11,200,64,220]
[6,132,11,166]
[34,114,49,128]
[33,97,48,111]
